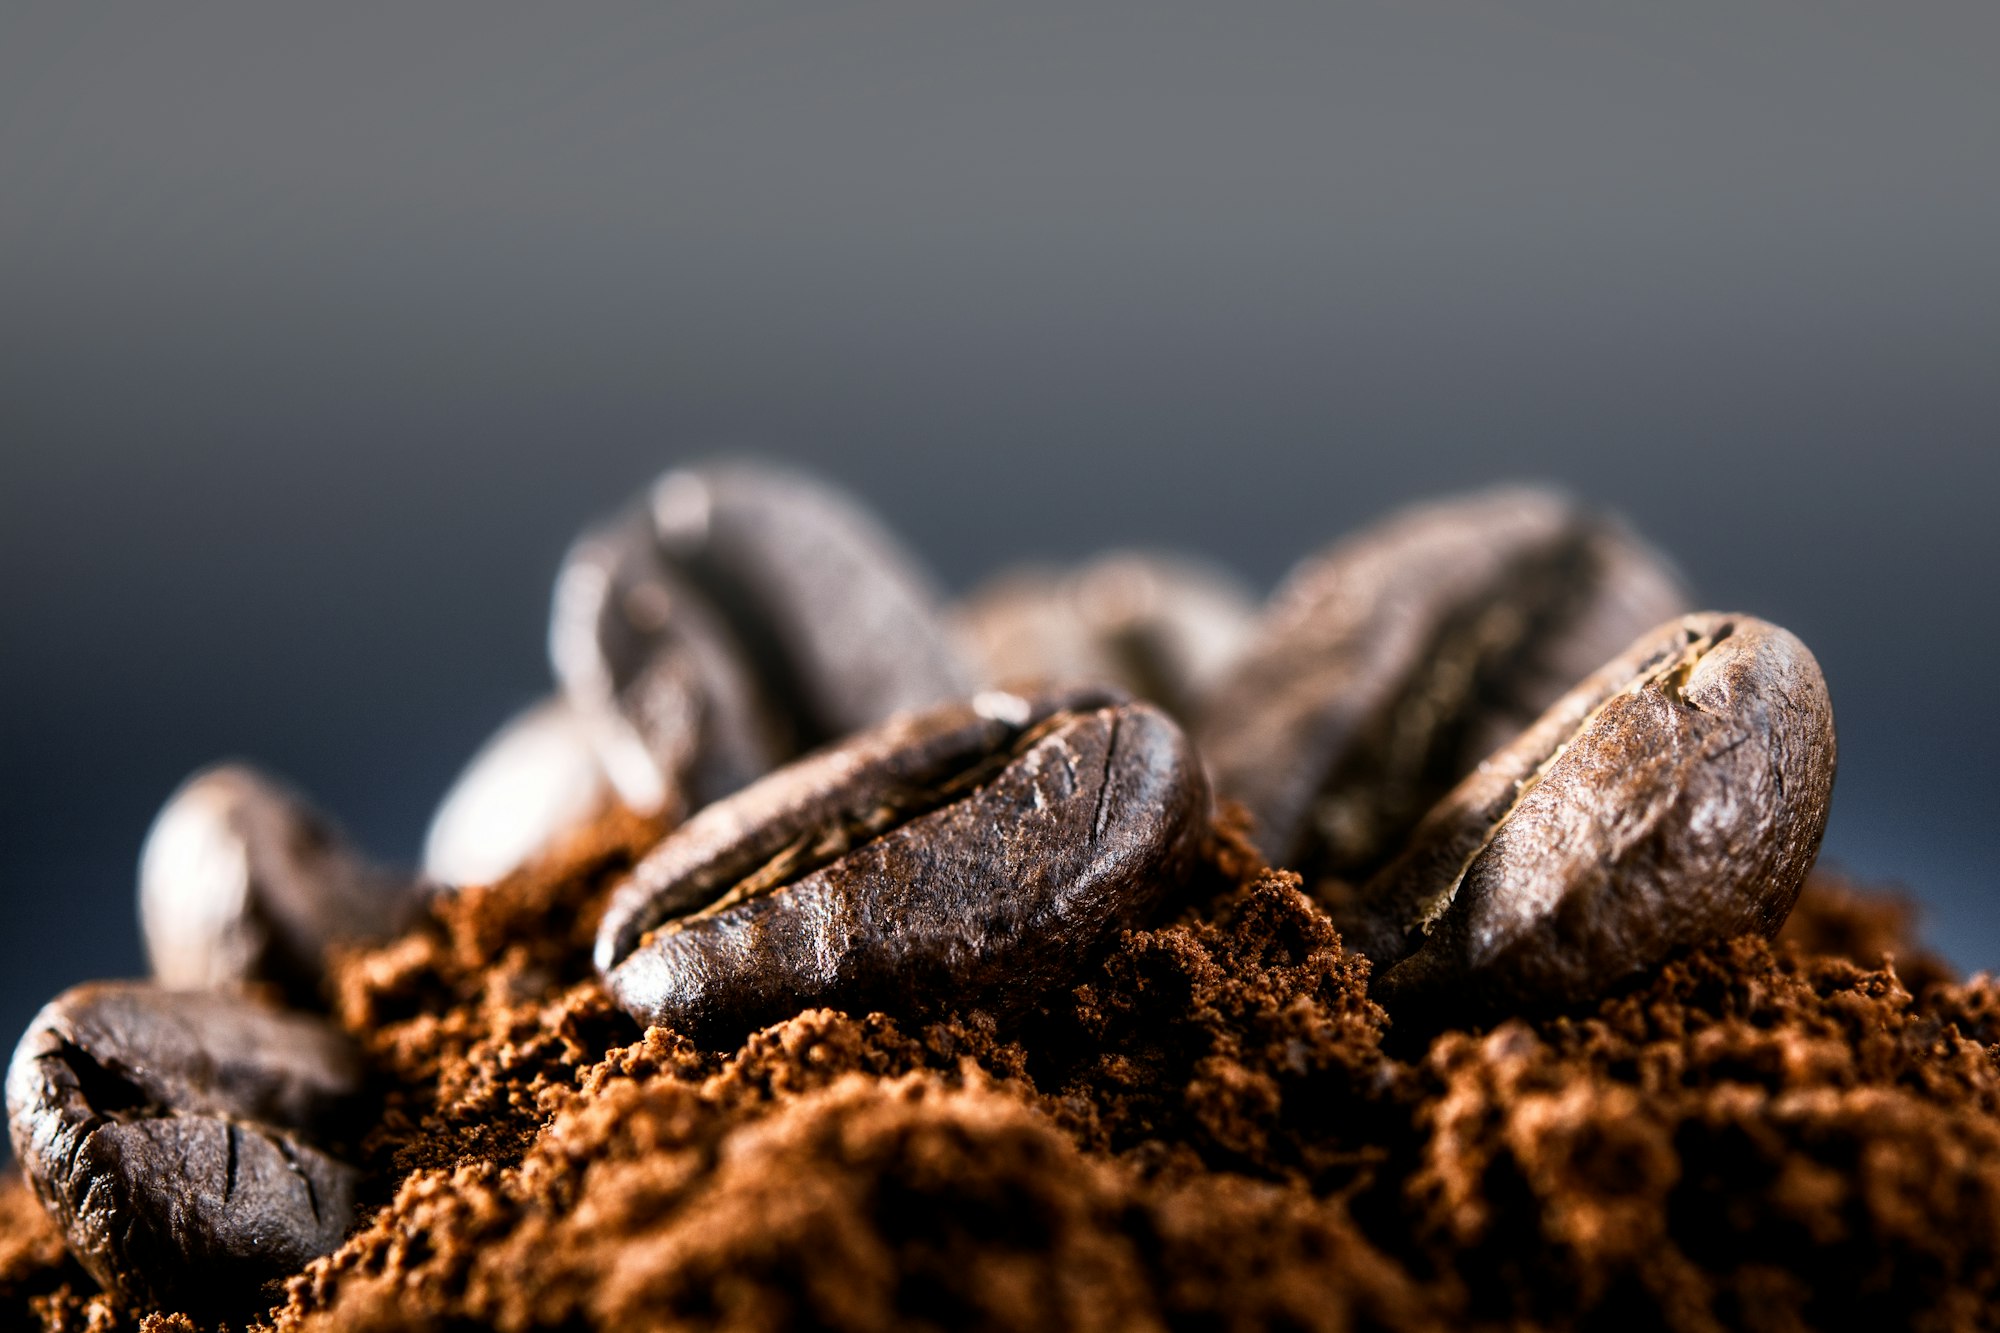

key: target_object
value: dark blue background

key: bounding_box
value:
[4,3,1996,1092]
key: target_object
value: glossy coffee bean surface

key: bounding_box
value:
[421,695,617,887]
[649,461,974,743]
[1353,612,1836,1017]
[551,461,973,818]
[597,684,1208,1042]
[5,983,366,1307]
[1199,486,1689,886]
[952,550,1256,724]
[139,764,424,1000]
[551,507,784,817]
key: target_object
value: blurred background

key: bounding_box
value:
[4,3,1996,1083]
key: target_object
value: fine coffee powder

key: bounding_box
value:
[3,801,1994,1331]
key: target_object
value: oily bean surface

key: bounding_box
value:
[952,551,1256,724]
[648,460,973,741]
[595,682,1128,968]
[1356,612,1835,1018]
[551,461,973,818]
[550,506,785,816]
[597,685,1207,1043]
[421,695,615,887]
[140,764,423,1001]
[4,983,365,1307]
[1198,485,1689,885]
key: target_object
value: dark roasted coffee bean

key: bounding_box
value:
[5,983,366,1307]
[1351,613,1835,1018]
[551,462,973,818]
[550,507,788,816]
[1198,486,1689,886]
[952,551,1256,723]
[422,696,615,887]
[596,685,1208,1042]
[140,764,425,999]
[647,461,973,741]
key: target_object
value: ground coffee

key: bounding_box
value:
[3,797,1992,1331]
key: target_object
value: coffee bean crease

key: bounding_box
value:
[1199,485,1689,887]
[4,983,366,1307]
[1352,612,1836,1018]
[597,685,1207,1042]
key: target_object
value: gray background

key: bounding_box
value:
[3,3,1996,1084]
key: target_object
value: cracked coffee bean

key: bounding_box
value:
[596,684,1209,1043]
[1352,612,1835,1018]
[4,982,366,1308]
[421,695,615,887]
[551,460,973,818]
[139,764,425,1001]
[1198,485,1689,886]
[952,551,1256,723]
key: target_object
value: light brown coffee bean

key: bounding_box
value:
[5,983,365,1307]
[1198,486,1689,886]
[1352,612,1836,1018]
[139,764,424,1000]
[952,551,1256,723]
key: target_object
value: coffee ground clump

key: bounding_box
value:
[3,806,1995,1332]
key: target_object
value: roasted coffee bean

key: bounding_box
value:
[551,461,973,817]
[550,507,787,816]
[596,685,1208,1042]
[140,764,425,999]
[647,461,974,739]
[952,551,1256,723]
[422,696,615,887]
[5,982,366,1307]
[1349,613,1835,1018]
[1198,486,1689,886]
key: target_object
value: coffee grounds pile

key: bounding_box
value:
[4,807,1997,1332]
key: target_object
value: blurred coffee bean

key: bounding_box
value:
[1355,613,1836,1018]
[596,684,1207,1043]
[5,982,365,1307]
[139,764,424,999]
[421,696,615,887]
[550,507,788,817]
[551,461,972,818]
[1199,486,1688,885]
[952,551,1256,723]
[647,460,973,740]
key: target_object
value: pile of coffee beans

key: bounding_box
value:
[4,460,1836,1308]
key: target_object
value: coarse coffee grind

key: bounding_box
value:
[4,465,1995,1332]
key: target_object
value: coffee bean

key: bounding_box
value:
[1198,486,1689,886]
[647,461,974,740]
[550,507,788,817]
[421,696,615,887]
[139,764,425,1000]
[952,551,1256,723]
[596,685,1209,1042]
[1349,613,1835,1017]
[551,461,973,818]
[4,983,366,1307]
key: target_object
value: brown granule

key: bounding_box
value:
[4,805,1997,1331]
